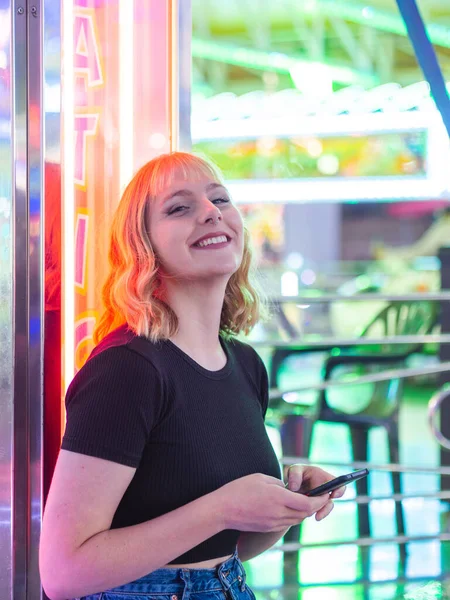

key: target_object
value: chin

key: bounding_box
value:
[170,254,242,282]
[191,263,240,280]
[202,268,238,280]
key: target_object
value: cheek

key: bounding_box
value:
[149,221,175,251]
[148,228,172,268]
[230,209,244,236]
[149,226,191,274]
[234,215,245,252]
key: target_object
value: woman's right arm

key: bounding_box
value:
[40,451,329,600]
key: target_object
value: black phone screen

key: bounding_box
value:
[305,468,369,497]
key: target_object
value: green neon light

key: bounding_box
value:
[192,1,450,49]
[299,0,450,49]
[191,38,379,87]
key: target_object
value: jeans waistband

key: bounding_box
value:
[94,548,248,596]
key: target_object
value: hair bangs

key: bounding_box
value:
[147,152,224,198]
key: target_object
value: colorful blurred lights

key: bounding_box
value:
[317,154,340,175]
[290,63,333,98]
[301,269,316,286]
[256,137,277,156]
[286,252,304,269]
[306,138,323,158]
[281,271,299,296]
[362,6,375,19]
[149,133,167,149]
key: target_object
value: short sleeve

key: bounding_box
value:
[61,346,163,468]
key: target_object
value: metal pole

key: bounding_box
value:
[396,0,450,138]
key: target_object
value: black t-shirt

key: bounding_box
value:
[61,325,282,564]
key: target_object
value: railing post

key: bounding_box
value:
[438,246,450,490]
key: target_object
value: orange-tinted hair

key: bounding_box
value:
[93,151,265,344]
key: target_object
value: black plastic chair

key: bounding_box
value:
[321,302,437,540]
[267,300,437,579]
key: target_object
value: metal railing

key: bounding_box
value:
[258,289,450,585]
[269,292,450,304]
[254,334,450,348]
[269,361,450,398]
[275,533,450,551]
[429,386,450,451]
[279,457,450,474]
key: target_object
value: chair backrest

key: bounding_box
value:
[322,300,438,419]
[359,300,438,356]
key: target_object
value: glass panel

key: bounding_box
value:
[62,0,177,388]
[0,1,13,597]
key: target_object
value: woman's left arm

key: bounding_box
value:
[237,465,345,562]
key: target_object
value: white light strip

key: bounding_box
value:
[227,177,450,205]
[170,0,179,151]
[191,80,442,124]
[62,0,75,387]
[119,0,134,191]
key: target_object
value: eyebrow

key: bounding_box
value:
[161,183,228,205]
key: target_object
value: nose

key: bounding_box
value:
[199,197,222,225]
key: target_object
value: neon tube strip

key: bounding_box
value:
[170,0,179,151]
[119,0,134,191]
[62,0,75,387]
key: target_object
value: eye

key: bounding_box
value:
[168,205,189,215]
[211,197,230,205]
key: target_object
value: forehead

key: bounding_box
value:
[150,159,223,198]
[157,178,225,202]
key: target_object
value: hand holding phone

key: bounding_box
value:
[305,468,369,497]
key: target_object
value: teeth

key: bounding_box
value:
[197,235,228,247]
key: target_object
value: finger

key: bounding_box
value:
[280,508,318,526]
[298,467,337,494]
[283,507,312,521]
[286,464,305,492]
[330,485,346,499]
[283,488,329,513]
[315,501,334,522]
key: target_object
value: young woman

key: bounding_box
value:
[39,152,345,600]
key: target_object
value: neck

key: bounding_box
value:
[164,277,229,355]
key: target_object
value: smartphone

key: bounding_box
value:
[305,468,369,497]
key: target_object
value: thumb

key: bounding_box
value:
[286,465,305,492]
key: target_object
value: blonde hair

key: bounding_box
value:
[94,151,265,344]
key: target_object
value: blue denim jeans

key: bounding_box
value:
[80,549,256,600]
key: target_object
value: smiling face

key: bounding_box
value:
[147,176,244,283]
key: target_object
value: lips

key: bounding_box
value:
[191,231,231,247]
